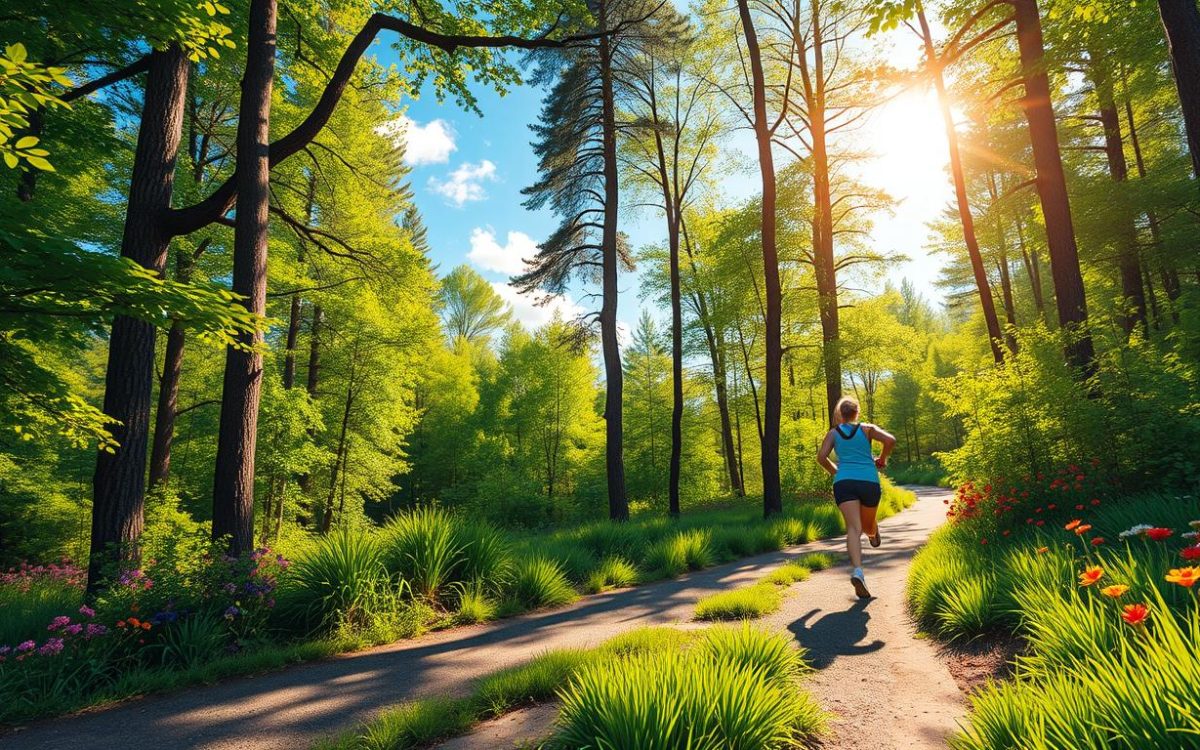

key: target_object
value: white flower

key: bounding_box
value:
[1118,524,1154,540]
[1183,531,1199,540]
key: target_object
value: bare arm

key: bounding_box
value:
[866,424,897,468]
[817,429,838,477]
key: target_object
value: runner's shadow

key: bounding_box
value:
[788,599,884,670]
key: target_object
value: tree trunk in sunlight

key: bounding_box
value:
[212,0,278,555]
[1011,0,1095,374]
[918,3,1004,364]
[736,0,782,517]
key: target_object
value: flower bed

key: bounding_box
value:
[909,463,1200,748]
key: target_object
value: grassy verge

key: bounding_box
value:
[0,484,913,726]
[694,553,835,621]
[318,625,826,750]
[908,484,1200,748]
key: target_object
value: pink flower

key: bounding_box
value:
[79,605,96,618]
[38,638,64,656]
[47,615,71,631]
[16,640,35,653]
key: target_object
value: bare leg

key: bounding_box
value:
[837,500,864,569]
[860,504,879,539]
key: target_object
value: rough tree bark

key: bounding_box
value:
[1011,0,1095,373]
[211,0,278,554]
[598,10,629,521]
[736,0,782,517]
[88,45,189,593]
[1157,0,1200,178]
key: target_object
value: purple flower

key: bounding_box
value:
[64,623,83,636]
[223,605,239,620]
[16,640,35,653]
[79,605,96,618]
[223,582,237,595]
[85,624,107,638]
[0,646,11,656]
[48,615,71,631]
[38,638,64,656]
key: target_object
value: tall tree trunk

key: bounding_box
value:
[598,16,628,521]
[1093,63,1147,335]
[684,232,743,496]
[1014,215,1047,321]
[737,0,782,517]
[919,3,1005,363]
[212,0,278,555]
[1158,0,1200,178]
[88,45,189,593]
[1011,0,1095,373]
[148,239,210,488]
[282,296,302,390]
[1125,90,1183,321]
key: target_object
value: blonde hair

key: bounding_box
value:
[836,397,860,422]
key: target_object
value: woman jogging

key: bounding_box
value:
[817,397,896,599]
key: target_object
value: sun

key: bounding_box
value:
[858,87,952,209]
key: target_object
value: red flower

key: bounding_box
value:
[1181,546,1200,561]
[1075,474,1085,482]
[1146,528,1173,541]
[1092,537,1105,546]
[1048,504,1057,510]
[1075,504,1084,511]
[1121,603,1149,626]
[1091,498,1101,506]
[980,538,988,545]
[1036,520,1045,527]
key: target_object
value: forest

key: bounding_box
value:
[1,0,1198,747]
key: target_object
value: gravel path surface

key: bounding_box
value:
[1,487,957,750]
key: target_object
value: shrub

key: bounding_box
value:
[0,562,82,645]
[381,507,464,601]
[506,557,576,610]
[694,583,782,621]
[153,613,225,669]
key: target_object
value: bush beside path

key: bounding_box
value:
[1,488,956,750]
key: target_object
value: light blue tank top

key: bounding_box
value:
[833,423,879,484]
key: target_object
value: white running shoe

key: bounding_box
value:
[851,567,871,599]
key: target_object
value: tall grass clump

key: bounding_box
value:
[472,649,593,717]
[506,556,576,610]
[278,529,393,634]
[695,583,782,621]
[553,632,824,749]
[583,556,639,594]
[381,507,464,600]
[643,529,713,578]
[452,520,513,590]
[762,560,812,586]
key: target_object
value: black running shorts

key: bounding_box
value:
[833,479,881,508]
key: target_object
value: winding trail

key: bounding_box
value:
[1,487,959,750]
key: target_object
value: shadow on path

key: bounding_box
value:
[788,599,884,670]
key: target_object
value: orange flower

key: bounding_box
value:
[1121,603,1149,626]
[1036,547,1049,554]
[128,617,140,628]
[1079,566,1104,586]
[1065,519,1082,530]
[1074,524,1093,536]
[1101,584,1129,598]
[1165,567,1200,588]
[141,621,151,631]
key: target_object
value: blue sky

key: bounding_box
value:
[371,34,956,338]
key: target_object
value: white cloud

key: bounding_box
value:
[378,115,456,166]
[467,227,538,275]
[491,282,584,330]
[429,160,497,206]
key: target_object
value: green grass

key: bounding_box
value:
[908,490,1200,747]
[2,486,918,726]
[322,625,823,750]
[553,626,824,749]
[695,582,784,621]
[762,560,812,586]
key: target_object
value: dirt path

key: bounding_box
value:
[1,487,958,750]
